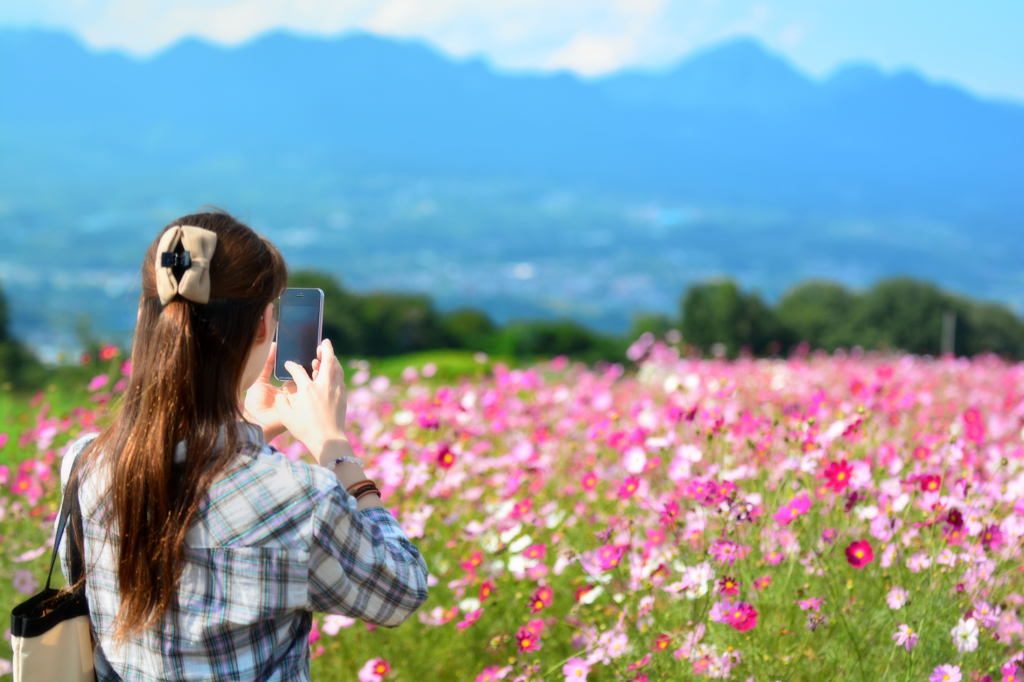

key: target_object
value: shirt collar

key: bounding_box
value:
[173,421,266,464]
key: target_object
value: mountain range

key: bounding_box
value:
[0,27,1022,359]
[2,27,1022,219]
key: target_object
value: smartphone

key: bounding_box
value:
[273,287,325,382]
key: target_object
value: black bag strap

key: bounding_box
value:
[44,436,94,592]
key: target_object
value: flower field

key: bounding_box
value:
[2,335,1023,680]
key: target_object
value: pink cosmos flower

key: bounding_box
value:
[773,492,812,527]
[562,657,590,681]
[87,373,109,392]
[307,619,321,644]
[618,475,640,499]
[892,624,918,651]
[982,524,1004,549]
[708,539,750,565]
[796,597,823,612]
[475,666,511,682]
[886,586,908,610]
[528,585,554,613]
[930,664,961,682]
[580,471,598,491]
[522,543,547,561]
[595,543,627,571]
[321,614,355,635]
[12,569,38,595]
[357,658,391,682]
[972,600,1000,628]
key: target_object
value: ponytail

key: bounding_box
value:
[68,211,288,643]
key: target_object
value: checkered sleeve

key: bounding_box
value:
[308,484,430,627]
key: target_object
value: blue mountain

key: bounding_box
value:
[1,27,1022,220]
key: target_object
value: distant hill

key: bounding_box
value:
[1,28,1022,361]
[1,28,1022,219]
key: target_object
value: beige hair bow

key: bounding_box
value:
[154,225,218,305]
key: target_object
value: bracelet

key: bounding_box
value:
[345,478,375,494]
[355,487,381,501]
[351,484,381,500]
[333,455,364,469]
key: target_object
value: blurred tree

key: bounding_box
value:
[847,277,953,355]
[957,298,1024,358]
[776,279,858,351]
[439,307,498,350]
[0,279,8,343]
[0,280,45,390]
[493,318,625,364]
[681,279,788,357]
[287,270,367,355]
[627,311,677,343]
[358,291,445,356]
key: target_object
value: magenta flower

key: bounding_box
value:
[796,597,823,612]
[595,543,627,571]
[845,540,874,568]
[456,608,483,630]
[724,602,758,632]
[618,475,640,499]
[357,658,391,682]
[87,374,109,392]
[773,492,812,526]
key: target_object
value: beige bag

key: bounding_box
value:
[10,447,95,681]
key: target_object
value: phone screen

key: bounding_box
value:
[273,288,324,381]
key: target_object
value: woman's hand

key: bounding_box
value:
[273,338,349,454]
[242,341,287,442]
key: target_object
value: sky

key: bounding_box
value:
[2,0,1022,103]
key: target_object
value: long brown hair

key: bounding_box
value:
[67,210,288,643]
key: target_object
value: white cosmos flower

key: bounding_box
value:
[951,617,979,653]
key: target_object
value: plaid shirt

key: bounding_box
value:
[56,423,430,681]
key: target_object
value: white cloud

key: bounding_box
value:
[4,0,1019,102]
[540,0,668,75]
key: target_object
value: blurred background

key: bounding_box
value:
[1,0,1022,390]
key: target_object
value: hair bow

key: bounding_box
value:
[155,225,218,305]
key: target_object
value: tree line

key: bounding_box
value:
[3,272,1023,391]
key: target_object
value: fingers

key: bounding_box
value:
[283,360,312,389]
[316,338,338,384]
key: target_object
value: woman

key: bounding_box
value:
[56,211,430,680]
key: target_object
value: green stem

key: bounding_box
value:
[811,548,868,680]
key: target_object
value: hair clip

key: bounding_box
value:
[161,251,192,269]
